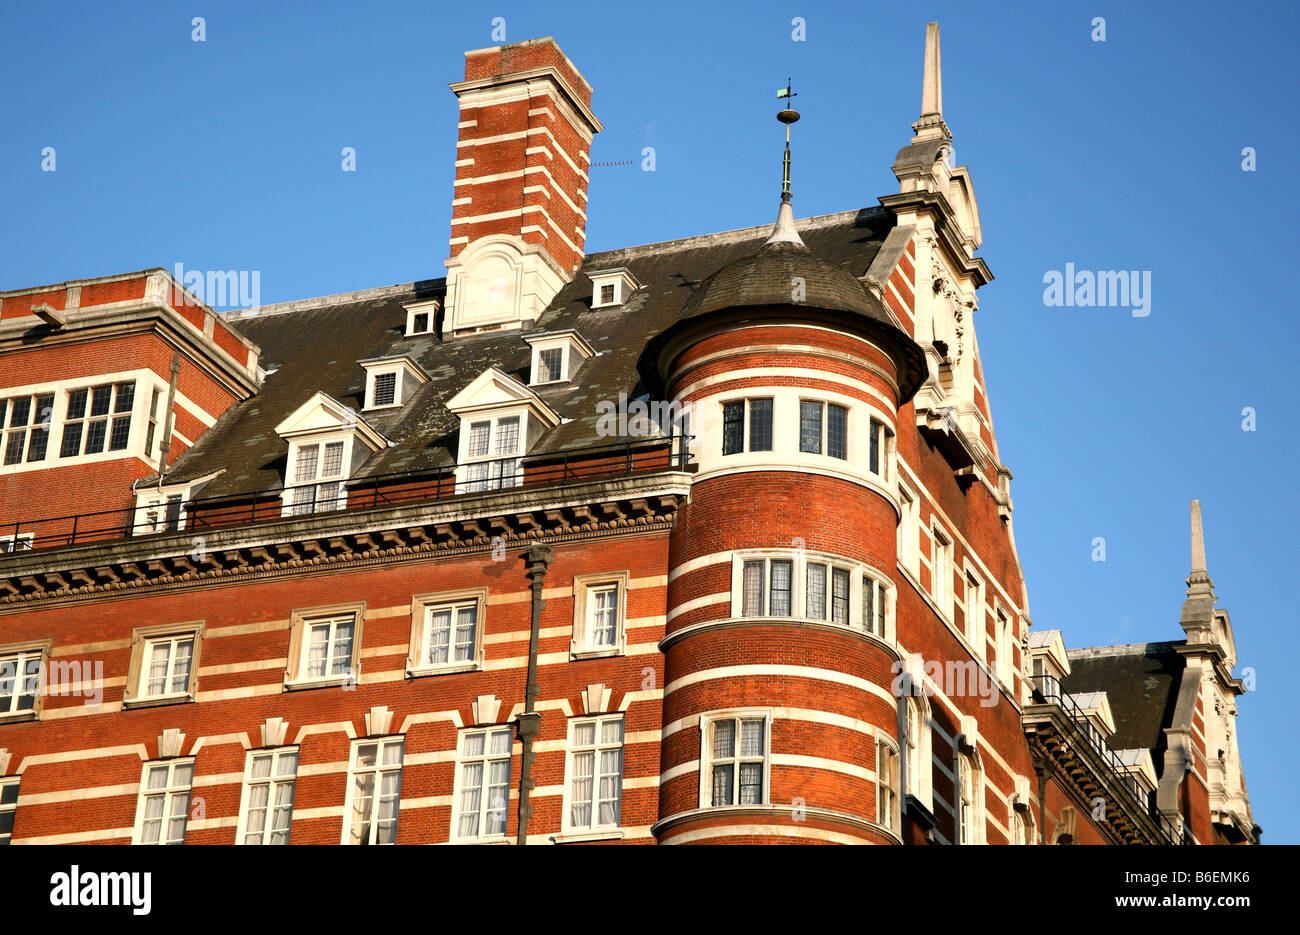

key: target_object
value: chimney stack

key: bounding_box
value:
[442,37,602,335]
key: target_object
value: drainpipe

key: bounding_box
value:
[516,541,553,845]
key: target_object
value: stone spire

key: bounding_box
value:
[911,22,952,143]
[1186,499,1216,598]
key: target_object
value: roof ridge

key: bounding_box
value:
[1066,640,1181,658]
[222,205,887,324]
[586,206,885,262]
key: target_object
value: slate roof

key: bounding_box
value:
[1063,641,1187,775]
[160,206,899,500]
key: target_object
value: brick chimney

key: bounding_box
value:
[442,37,602,335]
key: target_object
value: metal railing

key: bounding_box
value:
[1029,673,1184,844]
[2,435,695,553]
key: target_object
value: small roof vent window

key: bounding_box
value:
[357,355,429,410]
[523,330,597,386]
[588,268,640,309]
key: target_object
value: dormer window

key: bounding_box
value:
[588,268,640,309]
[359,356,429,411]
[523,331,596,386]
[275,392,388,518]
[446,368,562,494]
[403,299,439,337]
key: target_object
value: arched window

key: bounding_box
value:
[901,690,932,809]
[955,743,984,845]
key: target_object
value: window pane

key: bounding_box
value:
[806,563,827,619]
[601,718,623,745]
[454,606,477,661]
[107,416,131,451]
[869,419,880,474]
[740,719,764,757]
[83,418,107,454]
[494,417,520,455]
[712,720,734,759]
[250,754,272,780]
[89,386,112,417]
[770,560,792,616]
[799,401,822,454]
[294,445,319,483]
[321,442,344,477]
[66,388,88,420]
[114,382,135,414]
[538,348,563,382]
[863,578,875,634]
[748,399,773,452]
[373,372,397,406]
[722,401,744,455]
[712,765,733,806]
[831,567,850,625]
[742,561,765,616]
[827,404,847,459]
[738,763,763,804]
[489,728,512,756]
[426,609,451,664]
[59,421,83,458]
[468,422,490,458]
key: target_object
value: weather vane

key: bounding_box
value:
[776,79,800,199]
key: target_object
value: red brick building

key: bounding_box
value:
[0,25,1257,845]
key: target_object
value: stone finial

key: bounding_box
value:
[1186,499,1216,597]
[912,22,952,142]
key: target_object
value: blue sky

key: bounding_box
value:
[2,1,1296,842]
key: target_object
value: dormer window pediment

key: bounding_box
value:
[357,356,429,411]
[523,330,596,386]
[588,268,640,309]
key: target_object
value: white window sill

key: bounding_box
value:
[447,836,512,845]
[0,709,39,724]
[551,828,624,844]
[122,692,195,709]
[407,661,481,678]
[284,674,354,692]
[570,645,623,661]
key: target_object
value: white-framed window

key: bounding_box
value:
[237,747,298,845]
[931,525,952,619]
[734,552,893,640]
[0,777,17,845]
[1,392,55,465]
[133,758,194,845]
[343,737,404,845]
[135,492,186,535]
[461,414,522,493]
[535,347,565,384]
[404,300,438,336]
[898,481,919,576]
[123,624,202,707]
[739,556,794,617]
[284,604,364,690]
[408,589,486,675]
[143,635,195,699]
[571,573,629,658]
[995,606,1014,688]
[563,715,624,832]
[59,381,136,458]
[955,748,984,845]
[287,439,347,515]
[701,712,770,807]
[0,533,34,553]
[876,737,900,832]
[902,692,933,810]
[452,726,513,841]
[866,417,894,480]
[798,400,848,459]
[0,644,44,720]
[368,370,399,408]
[963,567,985,658]
[721,397,774,455]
